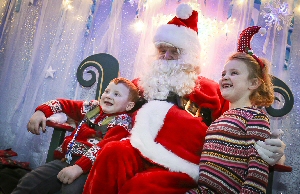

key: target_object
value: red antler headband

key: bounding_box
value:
[237,26,266,69]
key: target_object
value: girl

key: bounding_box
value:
[189,52,274,194]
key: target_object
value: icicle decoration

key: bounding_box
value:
[85,0,97,37]
[284,18,294,70]
[15,0,22,12]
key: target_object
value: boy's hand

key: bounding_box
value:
[27,111,46,135]
[57,165,83,184]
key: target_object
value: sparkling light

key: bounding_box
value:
[0,0,8,26]
[294,5,300,15]
[63,0,73,10]
[198,16,236,42]
[67,5,73,10]
[151,14,174,28]
[132,20,146,32]
[128,0,135,6]
[187,1,201,12]
[197,15,236,67]
[76,15,84,22]
[142,0,162,11]
[237,0,246,6]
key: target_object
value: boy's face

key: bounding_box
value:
[100,82,134,114]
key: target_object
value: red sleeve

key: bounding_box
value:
[188,76,230,121]
[75,145,99,173]
[35,99,85,121]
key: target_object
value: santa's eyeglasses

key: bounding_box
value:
[156,44,181,60]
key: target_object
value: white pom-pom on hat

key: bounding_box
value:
[259,27,267,35]
[176,4,193,19]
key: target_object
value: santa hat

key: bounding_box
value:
[153,4,201,57]
[237,26,266,69]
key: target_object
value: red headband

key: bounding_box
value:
[237,26,266,69]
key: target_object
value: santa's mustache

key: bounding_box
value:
[140,59,198,101]
[152,59,195,74]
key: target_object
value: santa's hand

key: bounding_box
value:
[255,139,286,166]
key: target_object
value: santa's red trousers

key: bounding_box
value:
[82,139,197,194]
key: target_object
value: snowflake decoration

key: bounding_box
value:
[260,0,293,31]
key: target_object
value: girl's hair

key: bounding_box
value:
[228,52,274,107]
[111,77,139,103]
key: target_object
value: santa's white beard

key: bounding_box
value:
[140,59,198,101]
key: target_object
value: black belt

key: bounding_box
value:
[86,118,108,136]
[166,91,212,126]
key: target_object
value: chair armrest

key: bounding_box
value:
[270,164,292,172]
[45,121,75,162]
[46,120,75,132]
[267,164,292,194]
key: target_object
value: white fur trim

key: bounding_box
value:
[47,113,67,123]
[176,4,193,19]
[153,24,201,56]
[130,100,199,180]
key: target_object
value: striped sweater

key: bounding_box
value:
[191,107,271,194]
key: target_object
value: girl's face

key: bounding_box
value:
[219,59,254,106]
[100,82,134,114]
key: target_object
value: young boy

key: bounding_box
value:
[12,77,139,194]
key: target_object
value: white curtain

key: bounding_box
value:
[0,0,299,193]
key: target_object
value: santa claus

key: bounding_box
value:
[83,4,285,194]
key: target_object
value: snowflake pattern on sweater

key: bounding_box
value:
[83,145,101,164]
[42,100,62,114]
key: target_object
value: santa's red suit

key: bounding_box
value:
[82,76,229,194]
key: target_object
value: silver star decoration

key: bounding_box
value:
[45,66,56,78]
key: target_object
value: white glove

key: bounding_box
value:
[255,138,286,166]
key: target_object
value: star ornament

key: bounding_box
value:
[45,66,56,78]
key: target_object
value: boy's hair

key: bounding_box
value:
[111,77,139,103]
[228,52,274,107]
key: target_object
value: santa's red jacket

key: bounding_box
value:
[130,76,229,180]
